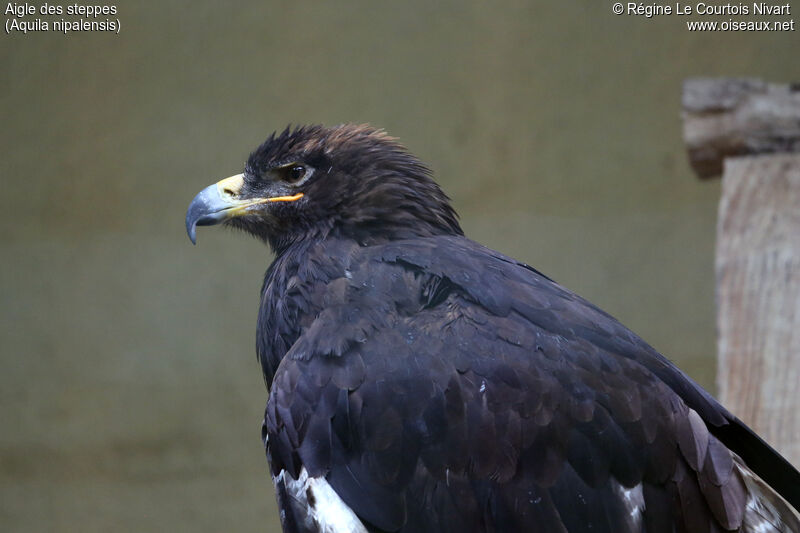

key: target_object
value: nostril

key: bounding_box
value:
[222,187,236,197]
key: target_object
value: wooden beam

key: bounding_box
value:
[682,78,800,179]
[682,77,800,465]
[715,154,800,465]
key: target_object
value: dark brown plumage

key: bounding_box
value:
[186,124,800,533]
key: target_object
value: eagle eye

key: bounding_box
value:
[289,165,306,181]
[278,164,308,184]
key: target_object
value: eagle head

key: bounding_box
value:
[186,124,462,253]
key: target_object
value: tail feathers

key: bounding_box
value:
[736,456,800,533]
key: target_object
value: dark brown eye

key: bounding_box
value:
[287,165,306,183]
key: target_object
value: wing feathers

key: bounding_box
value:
[263,236,799,532]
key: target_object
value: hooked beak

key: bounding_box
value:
[185,174,303,244]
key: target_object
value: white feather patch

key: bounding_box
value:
[611,479,644,531]
[735,456,800,533]
[276,467,368,533]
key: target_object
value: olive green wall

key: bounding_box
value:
[2,1,797,531]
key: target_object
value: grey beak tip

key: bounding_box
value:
[186,213,198,245]
[186,182,234,245]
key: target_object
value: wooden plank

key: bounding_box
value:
[716,154,800,465]
[682,78,800,179]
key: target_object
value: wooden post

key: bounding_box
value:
[682,77,800,179]
[682,78,800,466]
